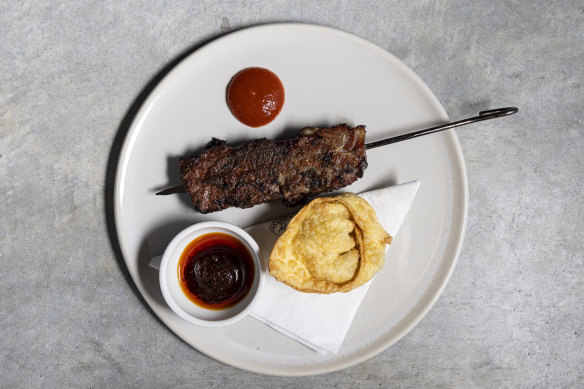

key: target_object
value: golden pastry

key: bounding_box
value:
[269,193,391,293]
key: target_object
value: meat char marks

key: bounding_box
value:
[179,124,367,213]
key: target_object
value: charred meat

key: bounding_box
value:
[179,124,367,213]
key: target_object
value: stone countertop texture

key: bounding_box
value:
[1,1,582,387]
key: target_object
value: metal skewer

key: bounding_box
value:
[156,107,518,195]
[364,107,517,150]
[155,185,186,195]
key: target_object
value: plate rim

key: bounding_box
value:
[113,22,468,376]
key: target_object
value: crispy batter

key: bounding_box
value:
[268,193,392,293]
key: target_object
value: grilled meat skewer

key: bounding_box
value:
[178,124,366,213]
[161,107,518,213]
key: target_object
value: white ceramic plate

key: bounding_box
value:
[114,23,467,376]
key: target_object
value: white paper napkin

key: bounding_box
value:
[245,180,420,354]
[150,181,420,354]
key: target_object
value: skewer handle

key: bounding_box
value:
[364,107,518,150]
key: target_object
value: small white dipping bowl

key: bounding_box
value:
[159,221,264,327]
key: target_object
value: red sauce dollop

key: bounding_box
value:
[177,233,255,310]
[227,67,285,127]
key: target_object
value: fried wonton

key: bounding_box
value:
[268,193,392,293]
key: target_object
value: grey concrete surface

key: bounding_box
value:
[1,1,582,387]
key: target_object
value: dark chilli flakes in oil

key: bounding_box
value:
[178,232,255,310]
